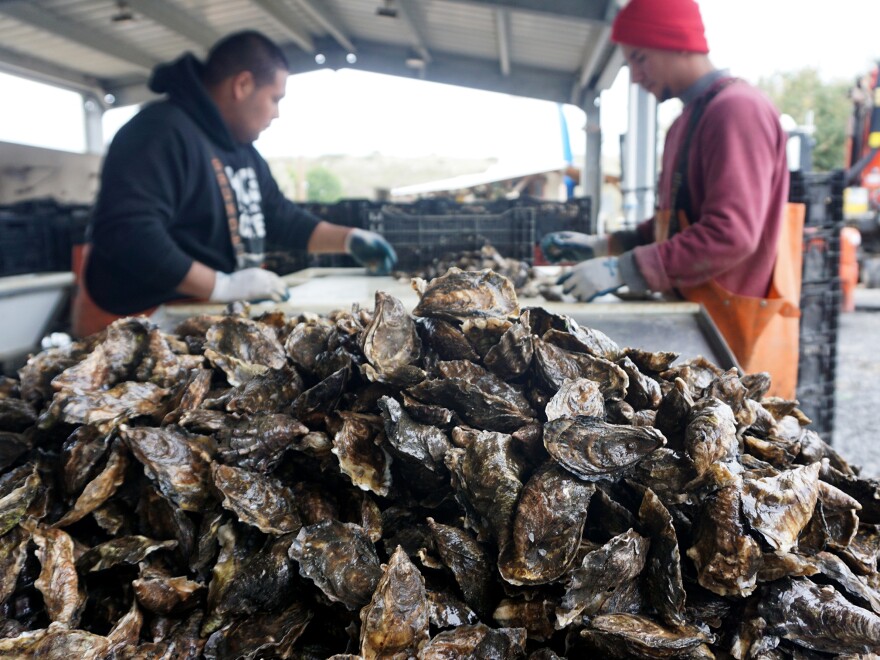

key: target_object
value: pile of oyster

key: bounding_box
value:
[1,267,879,658]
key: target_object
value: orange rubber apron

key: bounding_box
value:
[655,205,804,399]
[70,243,158,338]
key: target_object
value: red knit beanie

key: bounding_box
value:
[611,0,709,54]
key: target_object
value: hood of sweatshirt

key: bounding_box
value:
[148,53,237,151]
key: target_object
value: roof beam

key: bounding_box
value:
[396,0,432,64]
[570,0,618,103]
[291,0,355,53]
[284,36,575,104]
[126,0,221,52]
[249,0,315,53]
[494,8,511,76]
[0,44,103,96]
[441,0,611,24]
[0,0,157,71]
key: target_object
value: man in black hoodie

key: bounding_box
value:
[79,30,395,333]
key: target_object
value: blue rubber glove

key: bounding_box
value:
[557,256,624,302]
[540,231,609,263]
[346,229,397,275]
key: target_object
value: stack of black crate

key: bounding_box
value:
[789,170,846,442]
[0,199,90,277]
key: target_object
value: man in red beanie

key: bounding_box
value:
[541,0,802,398]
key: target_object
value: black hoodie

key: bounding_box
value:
[86,54,320,315]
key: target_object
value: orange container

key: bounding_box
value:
[839,226,861,312]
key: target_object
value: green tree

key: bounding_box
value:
[758,68,852,172]
[306,166,343,202]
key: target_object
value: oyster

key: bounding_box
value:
[284,320,332,374]
[120,424,215,511]
[684,397,740,486]
[0,464,41,535]
[428,518,496,618]
[556,529,649,628]
[204,316,287,386]
[53,439,129,527]
[499,464,595,585]
[543,416,666,481]
[361,291,423,385]
[687,481,761,597]
[579,613,714,659]
[30,524,86,626]
[741,462,820,552]
[761,578,880,654]
[289,520,382,610]
[544,378,605,421]
[444,430,525,546]
[212,463,301,534]
[413,268,520,322]
[419,623,527,659]
[359,546,430,659]
[533,338,628,400]
[332,411,392,496]
[76,536,178,573]
[638,488,686,626]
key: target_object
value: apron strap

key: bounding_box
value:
[669,77,740,236]
[210,155,245,267]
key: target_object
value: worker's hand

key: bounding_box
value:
[557,256,624,302]
[209,268,289,303]
[346,228,397,275]
[540,231,609,263]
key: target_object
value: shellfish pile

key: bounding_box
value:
[0,268,878,658]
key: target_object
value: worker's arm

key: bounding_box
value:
[176,261,216,298]
[306,221,351,253]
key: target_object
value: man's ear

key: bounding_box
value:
[231,70,255,100]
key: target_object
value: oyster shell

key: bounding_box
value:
[498,464,595,586]
[361,291,423,385]
[761,578,880,654]
[687,481,761,597]
[359,546,430,659]
[413,268,520,322]
[289,520,382,610]
[543,416,666,481]
[212,463,301,534]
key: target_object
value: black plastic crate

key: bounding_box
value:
[801,226,841,285]
[799,279,841,340]
[368,208,536,270]
[504,196,594,237]
[0,212,53,276]
[789,170,845,229]
[0,202,91,276]
[797,331,837,397]
[795,381,835,443]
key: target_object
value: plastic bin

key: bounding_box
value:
[799,279,841,340]
[0,201,90,276]
[797,333,837,399]
[788,170,845,229]
[368,208,536,270]
[801,226,841,285]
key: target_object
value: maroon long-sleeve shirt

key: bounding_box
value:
[631,79,789,298]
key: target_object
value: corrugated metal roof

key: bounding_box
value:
[0,0,623,107]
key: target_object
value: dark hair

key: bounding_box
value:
[203,30,289,87]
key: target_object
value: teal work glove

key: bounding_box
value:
[557,256,624,302]
[540,231,609,263]
[346,229,397,275]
